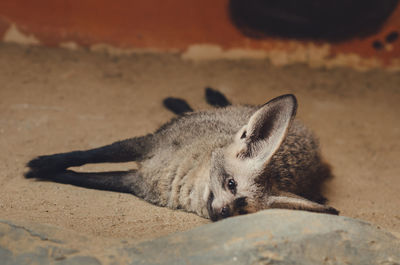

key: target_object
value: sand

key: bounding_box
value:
[0,43,399,242]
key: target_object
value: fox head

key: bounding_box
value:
[206,94,337,221]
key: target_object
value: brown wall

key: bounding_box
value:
[0,0,399,68]
[0,1,244,49]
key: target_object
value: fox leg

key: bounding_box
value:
[28,169,143,194]
[25,134,154,177]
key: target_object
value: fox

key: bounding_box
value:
[25,88,338,221]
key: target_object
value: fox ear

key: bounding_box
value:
[264,192,339,215]
[235,94,297,169]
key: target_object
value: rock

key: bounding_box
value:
[127,210,400,265]
[1,210,400,265]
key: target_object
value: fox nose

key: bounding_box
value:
[220,206,231,218]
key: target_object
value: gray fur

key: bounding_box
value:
[26,94,338,221]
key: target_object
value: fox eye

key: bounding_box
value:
[227,179,237,194]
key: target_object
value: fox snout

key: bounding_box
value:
[208,196,252,221]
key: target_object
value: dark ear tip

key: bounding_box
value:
[264,94,298,116]
[265,94,297,104]
[276,94,297,105]
[328,207,340,215]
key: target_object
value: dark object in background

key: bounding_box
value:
[385,31,399,43]
[229,0,399,41]
[372,40,384,50]
[163,88,231,116]
[163,98,193,115]
[205,87,231,108]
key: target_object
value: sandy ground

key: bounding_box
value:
[0,43,399,242]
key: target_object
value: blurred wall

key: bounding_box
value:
[0,0,399,70]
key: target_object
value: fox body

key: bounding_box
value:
[26,90,338,221]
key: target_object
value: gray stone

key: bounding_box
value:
[1,210,400,265]
[14,250,51,265]
[0,247,14,265]
[56,256,102,265]
[0,221,81,265]
[125,210,400,265]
